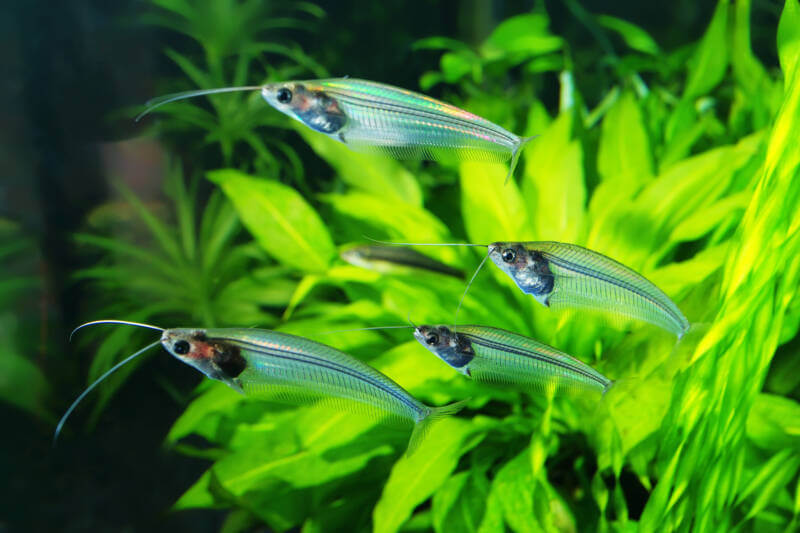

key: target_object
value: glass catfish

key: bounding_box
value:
[413,323,612,396]
[380,240,690,338]
[488,242,690,338]
[137,78,538,182]
[56,321,467,454]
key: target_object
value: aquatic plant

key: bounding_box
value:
[74,0,800,531]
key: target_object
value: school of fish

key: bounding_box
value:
[57,76,689,456]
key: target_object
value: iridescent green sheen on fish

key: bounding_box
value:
[488,241,690,338]
[160,327,467,454]
[414,324,611,396]
[137,78,537,182]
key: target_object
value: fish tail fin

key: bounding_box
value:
[407,399,470,456]
[505,135,539,185]
[676,321,709,343]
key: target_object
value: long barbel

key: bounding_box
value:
[413,324,612,396]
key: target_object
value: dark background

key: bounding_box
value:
[0,0,778,531]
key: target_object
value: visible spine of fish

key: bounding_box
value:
[209,329,429,424]
[534,243,690,338]
[457,325,611,395]
[318,79,521,161]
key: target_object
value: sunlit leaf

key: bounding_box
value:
[373,419,482,533]
[684,0,729,99]
[210,169,335,272]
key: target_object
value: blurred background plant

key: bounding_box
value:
[4,0,800,531]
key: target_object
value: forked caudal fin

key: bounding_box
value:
[406,398,470,456]
[505,135,539,185]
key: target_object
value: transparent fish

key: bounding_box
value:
[137,78,538,182]
[56,321,466,454]
[488,242,690,338]
[341,244,463,278]
[377,240,689,339]
[414,324,611,396]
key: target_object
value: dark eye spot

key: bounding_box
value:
[173,340,190,355]
[502,248,516,263]
[426,333,439,346]
[276,87,292,104]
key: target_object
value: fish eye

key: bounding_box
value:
[425,333,439,346]
[276,87,292,104]
[501,248,516,263]
[173,340,190,355]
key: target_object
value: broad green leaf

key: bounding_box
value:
[669,193,749,242]
[521,112,585,242]
[597,90,654,188]
[483,449,540,533]
[432,471,489,533]
[297,128,423,206]
[684,0,729,100]
[373,419,481,533]
[209,169,335,272]
[778,0,800,77]
[168,383,244,442]
[603,377,672,457]
[746,393,800,450]
[731,0,772,98]
[321,191,460,265]
[459,162,532,244]
[597,15,660,55]
[482,13,563,60]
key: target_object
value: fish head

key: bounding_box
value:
[488,242,554,302]
[161,329,246,393]
[261,81,347,134]
[413,325,474,375]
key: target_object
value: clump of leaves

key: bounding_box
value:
[142,0,327,180]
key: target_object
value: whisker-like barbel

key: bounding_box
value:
[135,86,262,121]
[453,254,489,335]
[70,319,164,341]
[54,341,160,444]
[138,78,539,182]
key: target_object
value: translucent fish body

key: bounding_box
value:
[414,324,611,395]
[487,242,689,338]
[261,78,536,180]
[161,328,466,453]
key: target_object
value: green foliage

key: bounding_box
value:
[75,0,800,531]
[0,221,49,419]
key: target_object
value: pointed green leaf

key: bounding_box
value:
[521,112,585,242]
[209,169,335,272]
[597,90,654,188]
[373,419,481,533]
[297,128,422,206]
[684,0,730,99]
[597,15,660,55]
